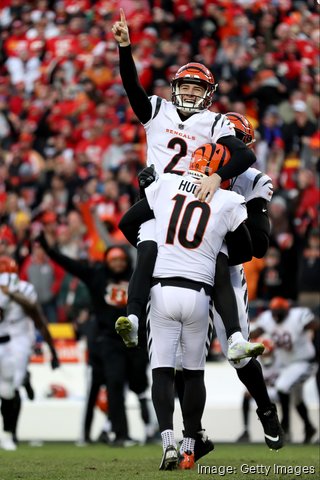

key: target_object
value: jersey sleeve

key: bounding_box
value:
[298,308,315,329]
[210,113,235,143]
[227,194,247,232]
[246,172,274,203]
[0,289,10,310]
[19,281,38,304]
[143,96,163,129]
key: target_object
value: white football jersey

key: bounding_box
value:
[144,96,235,173]
[0,289,11,336]
[231,167,273,203]
[145,173,247,286]
[254,307,315,366]
[0,274,37,341]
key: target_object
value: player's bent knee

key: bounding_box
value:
[0,381,15,399]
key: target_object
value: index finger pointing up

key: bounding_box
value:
[120,8,126,24]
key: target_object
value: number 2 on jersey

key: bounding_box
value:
[164,138,187,174]
[166,194,210,249]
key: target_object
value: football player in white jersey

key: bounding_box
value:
[0,266,16,451]
[208,113,284,450]
[117,146,264,470]
[251,297,318,442]
[112,9,257,350]
[0,256,59,450]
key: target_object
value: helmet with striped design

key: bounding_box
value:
[189,143,231,188]
[225,112,255,147]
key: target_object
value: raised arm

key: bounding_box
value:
[37,232,92,284]
[112,9,152,124]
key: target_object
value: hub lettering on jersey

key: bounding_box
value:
[178,179,197,194]
[166,128,195,140]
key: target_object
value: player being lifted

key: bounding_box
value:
[111,9,257,358]
[119,113,284,453]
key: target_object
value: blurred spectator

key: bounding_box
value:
[57,272,91,324]
[282,100,317,155]
[20,241,65,323]
[293,169,320,239]
[257,247,286,301]
[243,257,265,302]
[297,228,320,310]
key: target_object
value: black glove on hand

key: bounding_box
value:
[138,164,156,189]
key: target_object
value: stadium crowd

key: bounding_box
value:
[0,0,319,325]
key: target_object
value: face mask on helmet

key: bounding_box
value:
[188,143,231,188]
[225,112,255,147]
[171,63,218,114]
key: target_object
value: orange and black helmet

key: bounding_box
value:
[189,143,230,187]
[269,297,290,311]
[0,255,18,274]
[226,112,255,147]
[171,62,218,112]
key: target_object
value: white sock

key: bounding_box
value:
[161,429,176,451]
[180,437,195,454]
[127,314,139,331]
[228,331,245,345]
[102,418,111,433]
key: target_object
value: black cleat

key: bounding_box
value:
[159,445,178,470]
[304,424,316,444]
[237,430,250,443]
[194,430,214,462]
[110,437,139,447]
[257,403,284,450]
[97,431,110,444]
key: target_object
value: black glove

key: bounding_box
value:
[51,354,60,370]
[138,164,156,189]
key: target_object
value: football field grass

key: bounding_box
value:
[0,443,318,480]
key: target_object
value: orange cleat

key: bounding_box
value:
[178,451,195,470]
